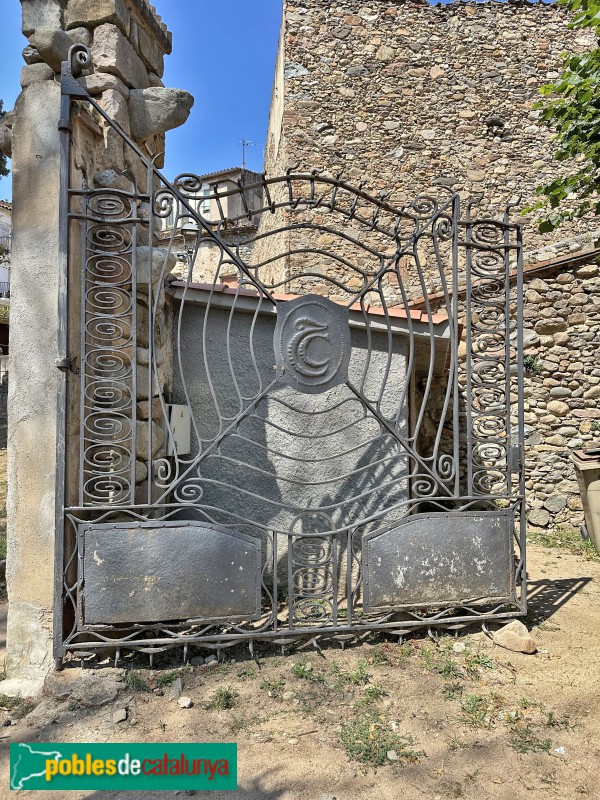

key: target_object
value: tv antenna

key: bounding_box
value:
[240,139,260,170]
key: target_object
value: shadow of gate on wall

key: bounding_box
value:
[55,45,525,664]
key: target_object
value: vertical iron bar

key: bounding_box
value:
[332,535,338,627]
[515,222,526,612]
[504,214,512,494]
[346,529,353,628]
[53,83,73,661]
[78,188,88,506]
[130,191,138,505]
[272,531,278,632]
[146,166,153,505]
[287,536,294,630]
[451,194,461,496]
[464,206,474,496]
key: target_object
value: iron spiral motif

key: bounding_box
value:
[79,188,139,506]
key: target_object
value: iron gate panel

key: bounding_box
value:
[362,511,515,612]
[55,46,526,661]
[78,521,262,626]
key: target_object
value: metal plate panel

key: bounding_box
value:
[78,521,261,625]
[274,294,351,394]
[363,512,514,612]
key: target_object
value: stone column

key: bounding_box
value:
[1,0,193,695]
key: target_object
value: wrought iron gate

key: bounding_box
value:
[55,47,525,663]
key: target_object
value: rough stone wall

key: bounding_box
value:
[2,0,193,687]
[517,258,600,531]
[262,0,600,532]
[266,0,598,276]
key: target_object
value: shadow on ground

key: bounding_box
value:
[525,576,592,625]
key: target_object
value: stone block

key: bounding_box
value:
[80,72,129,98]
[135,245,178,287]
[148,71,164,88]
[544,495,567,513]
[137,398,163,420]
[493,620,537,654]
[136,420,165,458]
[135,459,148,483]
[576,264,599,278]
[66,0,129,37]
[29,27,76,72]
[67,26,92,47]
[137,346,164,367]
[22,45,42,64]
[98,88,131,135]
[534,318,567,335]
[547,400,569,417]
[21,0,61,37]
[375,44,395,61]
[20,62,54,88]
[0,677,45,698]
[92,23,149,89]
[136,22,165,76]
[43,670,83,700]
[528,507,549,527]
[70,673,121,707]
[128,87,194,141]
[92,168,132,191]
[0,117,13,158]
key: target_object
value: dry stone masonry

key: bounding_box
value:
[267,0,598,268]
[264,0,600,532]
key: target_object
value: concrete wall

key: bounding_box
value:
[171,296,409,541]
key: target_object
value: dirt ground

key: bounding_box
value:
[0,540,599,800]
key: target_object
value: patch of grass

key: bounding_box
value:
[523,355,543,376]
[421,647,463,680]
[447,735,467,751]
[209,686,237,711]
[443,680,464,700]
[464,650,495,680]
[291,662,324,683]
[237,665,257,681]
[528,525,600,562]
[372,642,412,667]
[125,670,151,693]
[340,710,424,767]
[540,706,572,729]
[332,659,371,686]
[0,694,35,719]
[362,684,387,703]
[508,725,552,754]
[260,676,285,697]
[155,670,179,688]
[459,694,489,728]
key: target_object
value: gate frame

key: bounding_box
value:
[53,45,526,664]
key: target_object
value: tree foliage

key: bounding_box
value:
[528,0,600,234]
[0,99,8,179]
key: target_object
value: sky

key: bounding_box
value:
[0,0,283,199]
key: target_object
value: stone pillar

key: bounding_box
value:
[1,0,193,695]
[4,79,62,694]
